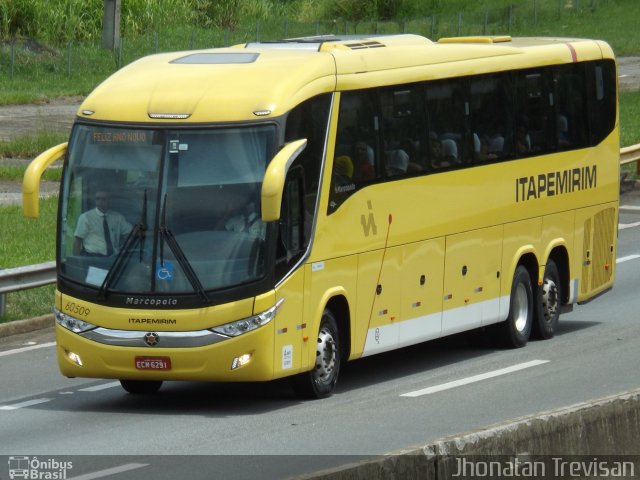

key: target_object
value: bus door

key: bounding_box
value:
[273,268,305,377]
[272,168,307,377]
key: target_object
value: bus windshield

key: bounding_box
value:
[59,124,276,297]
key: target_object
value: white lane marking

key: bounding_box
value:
[401,360,550,398]
[617,254,640,264]
[620,205,640,211]
[0,398,52,410]
[619,222,640,230]
[78,381,120,392]
[0,342,56,358]
[0,383,120,411]
[67,463,148,480]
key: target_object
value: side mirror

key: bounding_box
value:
[261,139,307,222]
[22,142,67,218]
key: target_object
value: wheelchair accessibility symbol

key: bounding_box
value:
[156,260,175,281]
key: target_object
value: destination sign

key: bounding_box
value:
[91,131,150,145]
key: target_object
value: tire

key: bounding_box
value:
[533,259,561,340]
[120,379,163,394]
[500,265,533,348]
[292,310,341,399]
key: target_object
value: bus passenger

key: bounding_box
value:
[440,139,458,167]
[385,148,410,176]
[332,155,354,187]
[73,190,132,256]
[352,141,375,182]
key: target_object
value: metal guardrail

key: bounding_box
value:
[620,144,640,174]
[0,261,56,317]
[1,144,639,319]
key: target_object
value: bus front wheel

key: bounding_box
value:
[501,265,533,348]
[120,380,163,394]
[533,259,561,339]
[292,309,341,399]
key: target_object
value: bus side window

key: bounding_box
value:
[586,60,617,146]
[425,79,468,170]
[380,85,423,176]
[329,91,380,213]
[515,70,554,157]
[470,73,513,163]
[554,64,588,151]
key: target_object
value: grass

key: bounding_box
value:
[1,1,640,104]
[0,130,68,158]
[0,196,57,323]
[619,91,640,147]
[620,90,640,179]
[0,163,62,181]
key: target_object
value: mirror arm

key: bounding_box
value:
[22,142,67,218]
[261,139,307,222]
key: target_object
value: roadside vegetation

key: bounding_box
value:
[1,0,639,322]
[0,197,56,323]
[1,0,639,104]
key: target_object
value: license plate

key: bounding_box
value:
[135,356,171,370]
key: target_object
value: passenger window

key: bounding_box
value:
[380,86,424,177]
[470,74,513,163]
[425,80,469,170]
[586,60,616,146]
[329,91,380,213]
[515,70,554,156]
[554,64,588,151]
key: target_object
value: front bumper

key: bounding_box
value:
[56,322,275,382]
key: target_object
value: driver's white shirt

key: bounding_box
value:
[74,208,132,255]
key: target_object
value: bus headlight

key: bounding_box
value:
[54,308,97,333]
[211,298,284,337]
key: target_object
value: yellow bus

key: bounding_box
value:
[24,33,618,398]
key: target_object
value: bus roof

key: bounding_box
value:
[78,33,613,124]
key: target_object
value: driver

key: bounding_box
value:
[73,190,132,256]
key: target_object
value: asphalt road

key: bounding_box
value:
[0,191,638,479]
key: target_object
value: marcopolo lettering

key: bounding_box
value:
[126,297,178,306]
[515,165,596,202]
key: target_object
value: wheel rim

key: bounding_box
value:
[513,283,529,332]
[314,325,337,383]
[541,278,559,322]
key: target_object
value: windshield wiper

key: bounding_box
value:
[97,190,148,299]
[159,194,210,303]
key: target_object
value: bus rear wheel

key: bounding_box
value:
[533,259,561,339]
[500,265,533,348]
[292,309,341,399]
[120,380,163,394]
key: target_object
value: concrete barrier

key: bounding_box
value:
[298,388,640,479]
[0,314,53,338]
